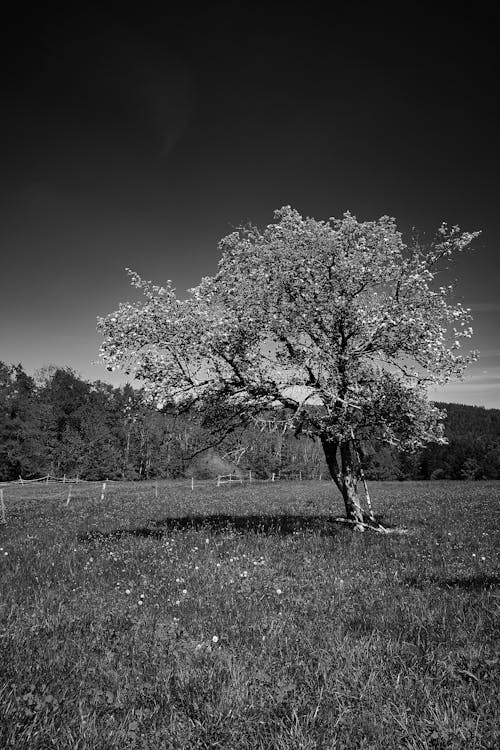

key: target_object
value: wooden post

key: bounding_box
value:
[191,477,194,491]
[63,475,66,484]
[100,482,106,501]
[271,472,275,482]
[249,470,252,482]
[299,471,302,481]
[0,489,6,524]
[66,485,72,506]
[19,476,24,486]
[155,479,158,498]
[46,475,49,484]
[217,475,221,487]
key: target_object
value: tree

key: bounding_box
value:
[0,363,46,480]
[98,207,479,528]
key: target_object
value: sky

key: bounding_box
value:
[1,2,499,407]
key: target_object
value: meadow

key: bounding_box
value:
[0,479,499,749]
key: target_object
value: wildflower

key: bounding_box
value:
[125,589,131,595]
[182,589,188,595]
[276,589,282,595]
[481,556,486,561]
[212,635,219,643]
[472,553,476,558]
[194,566,199,571]
[138,600,143,606]
[175,600,180,605]
[140,594,145,599]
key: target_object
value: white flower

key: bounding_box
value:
[212,635,219,643]
[276,588,282,595]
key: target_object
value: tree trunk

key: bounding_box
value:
[322,437,365,530]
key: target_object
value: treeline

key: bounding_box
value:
[1,362,499,482]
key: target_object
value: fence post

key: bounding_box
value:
[66,485,72,506]
[63,475,66,484]
[46,475,49,484]
[217,475,221,487]
[100,482,106,501]
[19,476,24,486]
[0,489,6,524]
[249,470,252,482]
[271,472,275,482]
[299,471,302,481]
[155,479,158,498]
[191,477,194,491]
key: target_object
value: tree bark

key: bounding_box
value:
[322,437,365,529]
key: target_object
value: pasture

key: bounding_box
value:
[0,479,499,749]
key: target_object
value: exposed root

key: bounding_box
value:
[333,517,408,534]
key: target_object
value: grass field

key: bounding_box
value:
[0,479,499,749]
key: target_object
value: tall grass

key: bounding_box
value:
[1,480,499,748]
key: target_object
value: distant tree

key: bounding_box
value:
[99,207,479,527]
[0,363,46,479]
[38,367,91,439]
[460,457,483,480]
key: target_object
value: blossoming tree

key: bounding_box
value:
[98,207,479,528]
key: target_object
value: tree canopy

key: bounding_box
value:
[98,207,480,527]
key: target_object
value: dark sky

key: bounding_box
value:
[1,3,499,406]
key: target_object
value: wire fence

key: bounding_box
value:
[1,469,326,489]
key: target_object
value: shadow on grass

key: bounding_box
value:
[405,574,500,591]
[78,513,380,542]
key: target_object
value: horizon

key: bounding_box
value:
[1,4,499,408]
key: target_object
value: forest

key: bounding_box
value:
[1,361,499,482]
